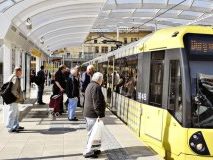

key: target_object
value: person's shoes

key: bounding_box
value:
[39,102,46,105]
[69,117,78,121]
[83,151,98,158]
[9,129,19,133]
[17,126,24,130]
[94,150,101,155]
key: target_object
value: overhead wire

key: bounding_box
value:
[129,0,187,32]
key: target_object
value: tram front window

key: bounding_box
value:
[190,61,213,128]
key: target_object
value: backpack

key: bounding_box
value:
[34,75,42,85]
[0,77,17,104]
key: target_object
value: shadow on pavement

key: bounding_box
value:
[18,127,77,135]
[105,146,157,160]
[5,153,83,160]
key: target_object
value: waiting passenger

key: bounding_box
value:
[112,71,120,91]
[66,68,79,121]
[74,65,81,107]
[83,72,106,158]
[52,65,66,114]
[118,72,127,95]
[6,67,25,133]
[30,69,36,87]
[80,65,94,107]
[81,65,94,93]
[125,70,137,100]
[36,65,46,105]
[64,67,70,82]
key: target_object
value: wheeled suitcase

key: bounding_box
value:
[49,94,62,117]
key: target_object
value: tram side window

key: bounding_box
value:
[114,55,138,100]
[168,60,183,123]
[98,62,107,87]
[149,51,165,107]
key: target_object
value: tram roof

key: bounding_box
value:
[93,25,213,60]
[0,0,213,55]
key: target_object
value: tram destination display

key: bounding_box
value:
[185,34,213,55]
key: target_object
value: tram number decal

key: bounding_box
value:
[138,92,147,101]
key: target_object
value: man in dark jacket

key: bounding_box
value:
[83,72,106,158]
[81,65,94,93]
[81,65,94,107]
[66,68,79,121]
[37,65,46,105]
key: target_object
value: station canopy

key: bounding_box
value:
[0,0,212,54]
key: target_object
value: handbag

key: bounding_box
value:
[1,76,17,104]
[87,119,104,150]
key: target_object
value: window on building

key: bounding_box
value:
[149,51,165,107]
[111,46,117,51]
[124,38,127,44]
[31,56,36,61]
[101,46,108,53]
[131,38,138,42]
[88,47,92,53]
[94,39,97,44]
[95,46,99,53]
[67,52,70,57]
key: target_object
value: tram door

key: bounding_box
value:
[144,51,165,141]
[107,57,114,107]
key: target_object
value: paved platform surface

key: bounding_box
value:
[0,86,161,160]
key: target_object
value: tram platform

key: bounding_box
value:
[0,86,161,160]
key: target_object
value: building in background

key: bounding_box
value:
[57,31,151,68]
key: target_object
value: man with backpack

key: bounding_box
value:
[36,65,46,105]
[5,67,25,133]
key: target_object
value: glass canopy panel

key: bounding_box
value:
[180,11,203,17]
[111,9,133,13]
[0,0,14,13]
[13,0,23,2]
[168,0,191,5]
[136,9,159,13]
[143,0,166,4]
[192,0,213,9]
[107,0,116,4]
[158,9,181,14]
[116,0,141,4]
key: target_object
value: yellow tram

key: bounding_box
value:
[84,25,213,160]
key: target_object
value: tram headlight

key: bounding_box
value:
[196,143,204,151]
[189,131,210,155]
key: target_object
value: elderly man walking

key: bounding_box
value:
[83,72,106,158]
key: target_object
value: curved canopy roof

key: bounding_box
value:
[0,0,106,53]
[0,0,212,54]
[92,0,213,32]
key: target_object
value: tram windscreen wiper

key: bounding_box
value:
[198,73,213,107]
[194,73,213,128]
